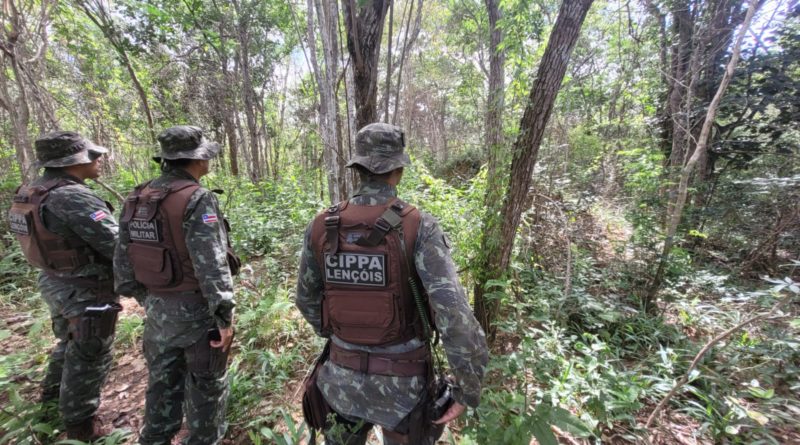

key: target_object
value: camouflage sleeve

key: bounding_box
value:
[184,189,236,328]
[47,185,118,261]
[113,215,148,301]
[295,222,325,336]
[414,212,489,408]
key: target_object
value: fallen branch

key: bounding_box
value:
[644,295,793,431]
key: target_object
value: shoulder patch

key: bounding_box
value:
[90,210,108,222]
[202,213,218,224]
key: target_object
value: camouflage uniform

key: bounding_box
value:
[114,126,235,445]
[22,133,119,429]
[296,123,489,445]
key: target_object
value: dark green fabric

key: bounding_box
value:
[35,131,108,168]
[296,179,489,430]
[345,123,411,174]
[153,126,221,162]
[27,170,118,425]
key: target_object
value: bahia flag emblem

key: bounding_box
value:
[89,210,107,222]
[202,213,218,224]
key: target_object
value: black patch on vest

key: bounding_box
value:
[8,210,31,236]
[324,253,386,286]
[129,218,161,242]
[135,205,149,219]
[345,231,365,244]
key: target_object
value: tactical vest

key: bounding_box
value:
[120,180,202,294]
[9,178,107,273]
[310,198,432,346]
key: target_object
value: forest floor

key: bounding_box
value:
[1,201,797,444]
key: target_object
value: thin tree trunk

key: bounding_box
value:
[383,0,394,121]
[0,0,55,182]
[392,0,423,125]
[647,0,760,304]
[77,1,156,143]
[474,0,595,340]
[308,0,342,203]
[343,0,390,130]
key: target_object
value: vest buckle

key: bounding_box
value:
[373,217,392,233]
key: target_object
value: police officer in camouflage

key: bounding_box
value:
[9,131,119,440]
[114,126,238,445]
[296,123,489,444]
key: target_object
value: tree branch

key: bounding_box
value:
[644,293,794,430]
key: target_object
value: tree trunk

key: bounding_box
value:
[77,0,156,143]
[474,0,594,340]
[0,0,57,182]
[308,0,343,204]
[343,0,390,131]
[391,0,423,125]
[646,0,760,305]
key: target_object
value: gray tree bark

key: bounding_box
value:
[474,0,595,340]
[343,0,390,131]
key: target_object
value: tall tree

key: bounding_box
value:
[646,0,761,303]
[474,0,595,340]
[77,0,157,143]
[0,0,57,182]
[307,0,344,203]
[232,0,264,181]
[343,0,390,130]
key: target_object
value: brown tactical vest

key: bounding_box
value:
[310,198,432,346]
[120,180,202,294]
[9,178,106,273]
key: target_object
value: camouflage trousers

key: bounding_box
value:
[139,302,229,445]
[323,405,445,445]
[40,280,114,426]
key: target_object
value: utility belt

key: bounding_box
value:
[47,273,121,342]
[148,290,207,305]
[329,342,429,377]
[44,273,116,301]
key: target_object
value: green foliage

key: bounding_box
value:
[0,322,57,444]
[0,390,60,445]
[115,314,144,350]
[216,173,321,259]
[248,409,307,445]
[401,160,487,274]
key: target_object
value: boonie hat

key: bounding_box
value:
[35,131,108,168]
[154,125,221,162]
[345,123,411,175]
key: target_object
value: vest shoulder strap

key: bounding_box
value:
[120,180,153,223]
[356,198,418,248]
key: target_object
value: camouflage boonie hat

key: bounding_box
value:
[346,123,410,175]
[35,131,108,168]
[154,125,221,162]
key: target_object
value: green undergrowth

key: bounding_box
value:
[460,251,800,444]
[2,166,798,444]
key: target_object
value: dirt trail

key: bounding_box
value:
[96,298,149,440]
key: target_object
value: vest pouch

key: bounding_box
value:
[324,289,401,345]
[9,205,47,269]
[45,249,84,271]
[128,243,176,288]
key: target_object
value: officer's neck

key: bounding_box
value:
[390,169,403,186]
[182,161,207,181]
[62,165,92,182]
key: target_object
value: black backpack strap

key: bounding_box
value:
[324,203,341,254]
[355,199,412,247]
[120,181,153,223]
